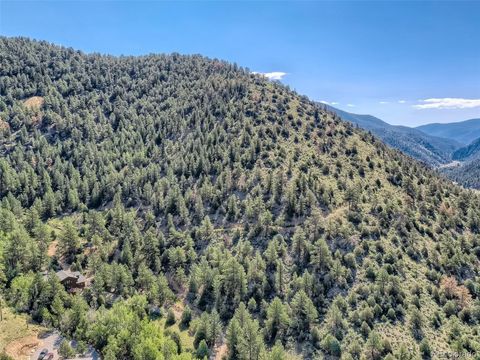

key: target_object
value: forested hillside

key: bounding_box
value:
[1,37,480,360]
[441,158,480,191]
[441,138,480,189]
[453,138,480,162]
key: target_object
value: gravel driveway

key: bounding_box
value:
[30,332,100,360]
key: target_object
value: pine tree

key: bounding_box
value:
[238,317,264,360]
[290,290,317,337]
[58,219,81,262]
[264,297,290,344]
[226,318,241,360]
[196,339,209,359]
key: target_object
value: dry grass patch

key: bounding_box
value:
[0,118,9,131]
[157,305,195,352]
[23,96,44,110]
[0,308,47,359]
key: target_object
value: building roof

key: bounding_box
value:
[55,269,86,284]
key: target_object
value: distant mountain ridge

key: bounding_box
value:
[326,105,480,189]
[416,118,480,145]
[325,105,461,166]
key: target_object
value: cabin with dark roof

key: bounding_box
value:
[56,270,87,291]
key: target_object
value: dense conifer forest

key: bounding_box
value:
[1,37,480,359]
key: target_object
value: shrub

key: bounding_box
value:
[166,309,176,326]
[387,308,396,320]
[196,339,209,359]
[170,331,182,353]
[361,321,371,337]
[321,334,341,357]
[248,298,257,312]
[76,340,88,355]
[443,301,457,317]
[311,327,321,348]
[59,340,75,359]
[419,339,431,359]
[181,305,192,326]
[0,353,14,360]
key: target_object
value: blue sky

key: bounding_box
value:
[1,1,479,126]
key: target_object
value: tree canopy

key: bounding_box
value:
[1,37,480,359]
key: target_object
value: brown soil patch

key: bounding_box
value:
[172,301,184,321]
[47,240,58,257]
[0,118,9,131]
[23,96,44,110]
[214,343,227,360]
[4,335,39,359]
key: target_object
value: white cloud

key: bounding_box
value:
[414,98,480,109]
[253,71,287,80]
[379,100,407,104]
[347,104,355,107]
[320,100,340,106]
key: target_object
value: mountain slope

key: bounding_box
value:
[442,157,480,189]
[325,105,461,166]
[1,37,480,359]
[442,138,480,189]
[417,118,480,145]
[452,137,480,161]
